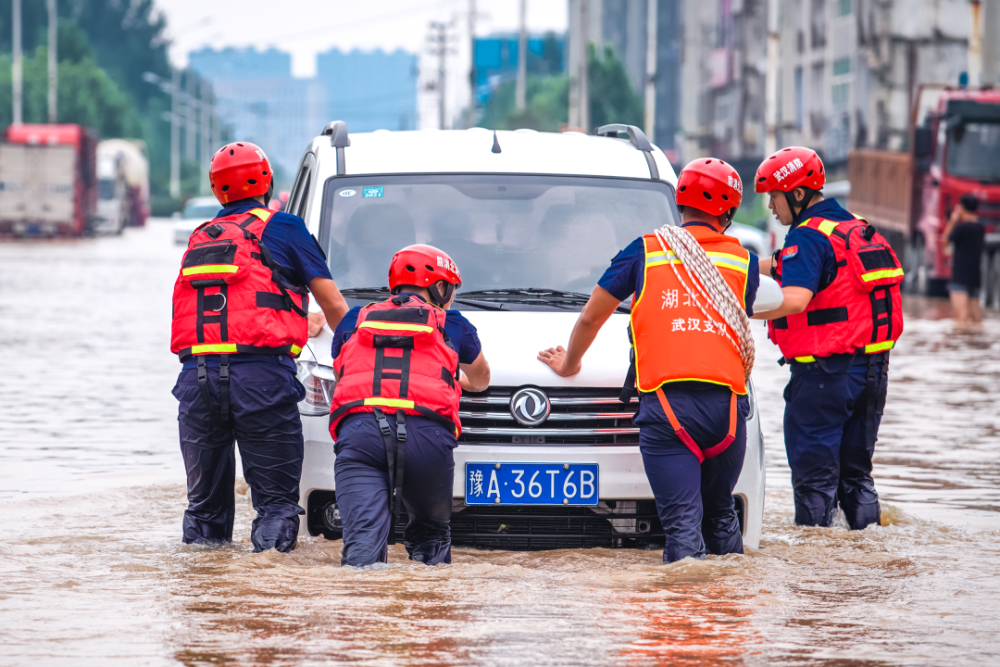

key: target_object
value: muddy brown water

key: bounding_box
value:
[1,222,999,666]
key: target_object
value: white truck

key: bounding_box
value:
[288,122,776,552]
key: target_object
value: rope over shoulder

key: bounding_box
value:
[652,225,756,382]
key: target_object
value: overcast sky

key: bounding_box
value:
[157,0,569,78]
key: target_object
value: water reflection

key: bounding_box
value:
[1,223,999,665]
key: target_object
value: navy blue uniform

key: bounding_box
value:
[599,223,757,562]
[777,198,885,529]
[331,294,482,566]
[172,198,333,552]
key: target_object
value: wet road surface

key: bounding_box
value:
[1,221,999,666]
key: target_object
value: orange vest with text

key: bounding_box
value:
[630,227,750,396]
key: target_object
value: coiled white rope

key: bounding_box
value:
[653,224,756,382]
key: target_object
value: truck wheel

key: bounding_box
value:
[986,252,1000,311]
[904,236,927,295]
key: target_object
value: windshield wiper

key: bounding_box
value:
[459,288,630,313]
[339,286,391,299]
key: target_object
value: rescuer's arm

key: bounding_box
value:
[309,277,350,333]
[751,286,814,320]
[460,352,491,392]
[538,285,622,377]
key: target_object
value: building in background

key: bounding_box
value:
[474,33,566,104]
[189,46,418,182]
[317,49,418,133]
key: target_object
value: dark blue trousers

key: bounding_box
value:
[172,359,306,552]
[334,413,456,567]
[783,354,887,529]
[636,385,749,563]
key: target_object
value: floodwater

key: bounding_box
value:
[1,221,999,666]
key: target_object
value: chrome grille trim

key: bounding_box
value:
[461,427,639,436]
[459,411,635,421]
[462,395,638,405]
[459,386,640,445]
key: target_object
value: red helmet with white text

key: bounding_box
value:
[754,146,825,193]
[388,244,463,307]
[676,158,743,217]
[209,141,273,205]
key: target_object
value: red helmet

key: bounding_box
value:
[755,146,825,193]
[388,244,463,306]
[209,141,273,205]
[676,158,743,217]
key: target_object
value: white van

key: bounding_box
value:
[290,123,769,551]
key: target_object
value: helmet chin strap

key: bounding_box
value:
[783,189,815,223]
[427,282,455,308]
[263,180,274,206]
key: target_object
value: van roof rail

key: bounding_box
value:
[322,120,351,147]
[596,124,659,180]
[322,121,350,175]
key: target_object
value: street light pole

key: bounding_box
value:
[764,0,781,155]
[644,0,658,142]
[12,0,22,125]
[48,0,57,123]
[170,69,181,199]
[515,0,527,110]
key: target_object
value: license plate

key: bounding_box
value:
[465,462,599,506]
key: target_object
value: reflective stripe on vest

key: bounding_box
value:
[181,264,240,276]
[364,397,416,410]
[358,321,435,333]
[861,268,905,282]
[645,250,750,274]
[191,343,238,355]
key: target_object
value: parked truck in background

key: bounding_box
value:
[849,87,1000,307]
[98,139,150,228]
[0,124,97,236]
[93,140,150,234]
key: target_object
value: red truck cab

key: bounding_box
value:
[914,91,1000,298]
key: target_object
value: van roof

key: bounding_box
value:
[308,128,677,186]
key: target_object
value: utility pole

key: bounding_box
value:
[200,81,212,195]
[644,0,657,142]
[468,0,477,127]
[969,0,983,86]
[12,0,22,125]
[516,0,528,110]
[47,0,57,123]
[764,0,781,155]
[185,71,198,162]
[427,21,452,130]
[579,0,589,132]
[170,69,181,199]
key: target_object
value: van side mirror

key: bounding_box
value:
[913,127,932,160]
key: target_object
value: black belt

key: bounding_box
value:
[372,407,407,545]
[196,354,230,424]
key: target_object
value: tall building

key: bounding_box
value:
[188,47,326,182]
[316,49,418,133]
[474,32,566,105]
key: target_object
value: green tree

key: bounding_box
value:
[0,24,139,137]
[481,42,644,133]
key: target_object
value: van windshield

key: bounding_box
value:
[319,174,678,302]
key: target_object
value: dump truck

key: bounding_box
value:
[849,87,1000,306]
[93,140,150,234]
[0,124,98,236]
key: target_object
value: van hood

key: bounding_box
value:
[306,311,632,388]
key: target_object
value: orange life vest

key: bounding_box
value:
[631,227,750,395]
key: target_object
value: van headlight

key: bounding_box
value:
[296,361,336,416]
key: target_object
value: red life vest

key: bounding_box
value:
[769,215,904,361]
[328,295,462,440]
[170,208,309,361]
[630,227,750,462]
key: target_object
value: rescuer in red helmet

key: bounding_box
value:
[326,244,491,566]
[170,141,349,553]
[751,146,903,530]
[539,158,761,563]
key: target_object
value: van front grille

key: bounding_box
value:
[457,387,639,445]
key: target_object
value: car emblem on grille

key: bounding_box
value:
[510,387,550,427]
